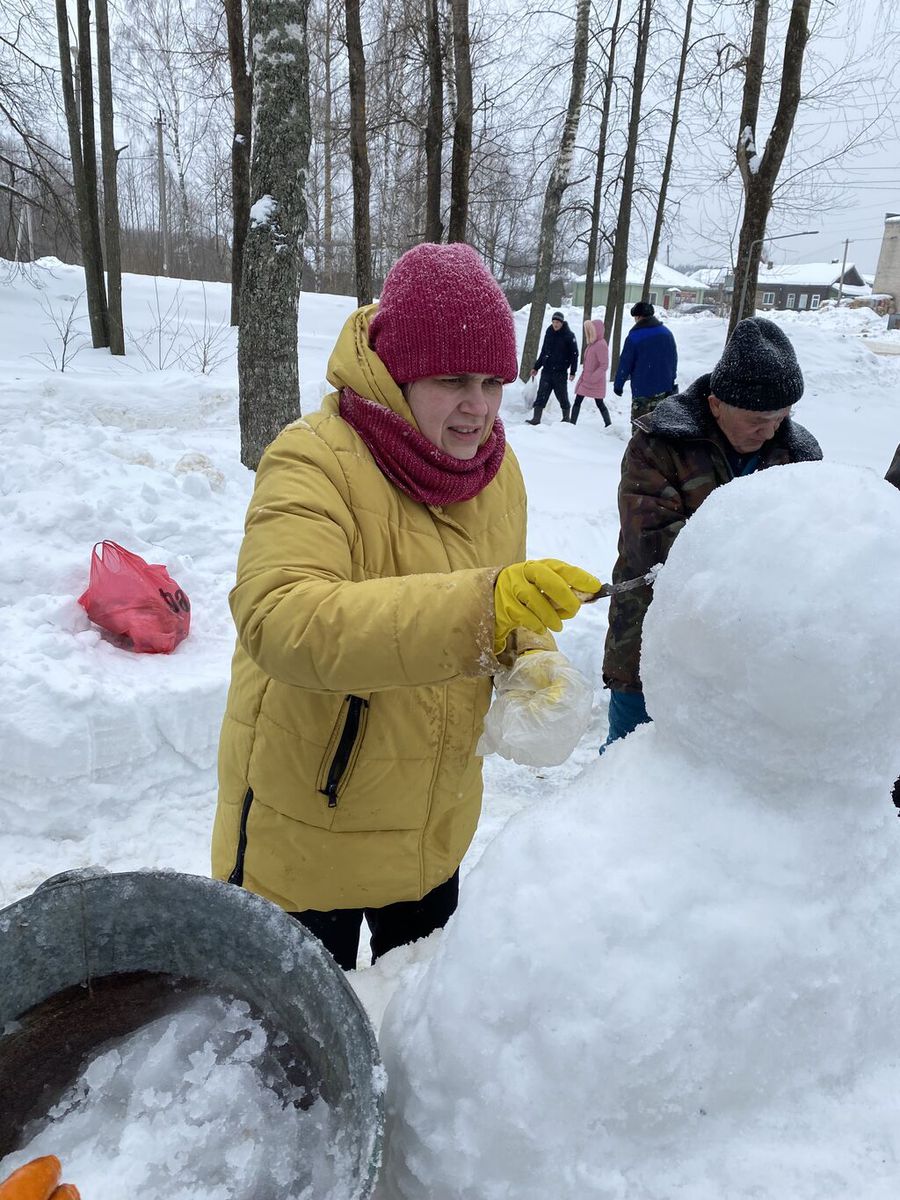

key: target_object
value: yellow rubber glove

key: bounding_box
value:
[493,559,601,654]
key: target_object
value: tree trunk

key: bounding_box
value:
[225,0,252,325]
[642,0,693,296]
[169,107,194,276]
[728,0,811,334]
[582,0,623,334]
[156,111,170,274]
[94,0,124,354]
[606,0,652,376]
[238,0,311,471]
[424,0,443,242]
[345,0,372,303]
[518,0,591,378]
[55,0,108,348]
[76,0,109,347]
[323,0,334,285]
[447,0,472,242]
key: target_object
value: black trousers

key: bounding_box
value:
[291,870,460,971]
[533,369,571,418]
[571,394,611,426]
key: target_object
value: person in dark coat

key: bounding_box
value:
[602,317,823,749]
[886,444,900,811]
[613,300,678,428]
[527,310,579,425]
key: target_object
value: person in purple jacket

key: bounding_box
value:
[571,319,611,426]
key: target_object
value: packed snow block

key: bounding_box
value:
[0,870,383,1198]
[641,461,900,789]
[379,462,900,1199]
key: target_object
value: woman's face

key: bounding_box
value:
[406,374,504,459]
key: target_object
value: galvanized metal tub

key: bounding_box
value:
[0,869,383,1196]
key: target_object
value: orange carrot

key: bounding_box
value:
[49,1187,80,1200]
[0,1157,62,1200]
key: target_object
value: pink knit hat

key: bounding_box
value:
[368,243,519,385]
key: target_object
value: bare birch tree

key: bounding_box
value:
[225,0,252,325]
[642,0,693,296]
[519,0,591,379]
[321,0,337,282]
[76,0,107,323]
[729,0,811,333]
[447,0,472,242]
[55,0,109,348]
[582,0,624,332]
[95,0,124,354]
[345,0,372,302]
[606,0,652,374]
[424,0,443,242]
[238,0,311,470]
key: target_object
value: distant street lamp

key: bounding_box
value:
[736,229,819,324]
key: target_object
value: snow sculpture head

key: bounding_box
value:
[641,462,900,788]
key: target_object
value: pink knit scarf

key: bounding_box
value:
[339,387,506,506]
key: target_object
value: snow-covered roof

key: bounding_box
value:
[756,262,859,288]
[572,259,709,292]
[690,266,730,287]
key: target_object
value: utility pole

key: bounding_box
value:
[156,109,169,275]
[736,229,818,325]
[836,238,850,305]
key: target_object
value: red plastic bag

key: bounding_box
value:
[78,541,191,653]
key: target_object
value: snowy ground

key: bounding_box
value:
[1,258,899,1191]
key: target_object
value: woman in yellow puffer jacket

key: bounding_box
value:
[212,243,599,969]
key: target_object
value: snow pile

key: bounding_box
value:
[1,993,349,1200]
[379,463,900,1199]
[643,462,900,789]
[775,302,885,335]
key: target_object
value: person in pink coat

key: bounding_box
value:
[571,318,611,426]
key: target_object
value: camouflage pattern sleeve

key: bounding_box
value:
[617,434,688,577]
[602,434,689,692]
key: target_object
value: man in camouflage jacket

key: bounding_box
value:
[602,317,823,747]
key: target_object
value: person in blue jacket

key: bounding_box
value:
[613,301,678,428]
[527,311,579,425]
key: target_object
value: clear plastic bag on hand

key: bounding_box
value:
[522,377,537,407]
[477,650,594,767]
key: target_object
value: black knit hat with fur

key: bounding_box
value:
[710,317,804,412]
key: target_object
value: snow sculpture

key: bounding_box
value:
[379,462,900,1200]
[642,461,900,789]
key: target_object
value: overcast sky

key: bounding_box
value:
[677,0,899,274]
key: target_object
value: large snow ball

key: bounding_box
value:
[641,461,900,787]
[379,738,900,1198]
